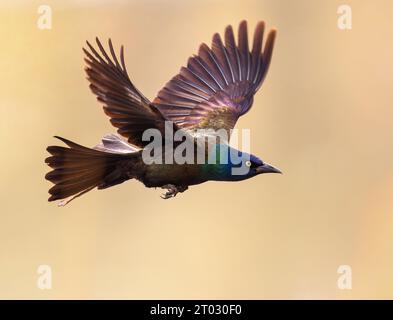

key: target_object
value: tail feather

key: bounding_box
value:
[45,136,137,206]
[45,168,94,184]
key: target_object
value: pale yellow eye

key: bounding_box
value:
[245,160,252,167]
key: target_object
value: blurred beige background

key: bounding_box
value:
[0,0,393,299]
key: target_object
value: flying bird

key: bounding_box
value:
[45,20,281,206]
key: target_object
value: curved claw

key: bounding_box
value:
[160,184,178,199]
[160,184,188,199]
[160,193,175,199]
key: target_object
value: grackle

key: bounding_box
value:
[45,20,281,205]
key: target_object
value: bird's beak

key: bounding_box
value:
[255,163,282,174]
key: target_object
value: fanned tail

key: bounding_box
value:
[45,136,137,206]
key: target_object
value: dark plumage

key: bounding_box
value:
[45,20,281,206]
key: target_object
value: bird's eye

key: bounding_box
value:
[245,160,252,167]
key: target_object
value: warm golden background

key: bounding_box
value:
[1,0,392,299]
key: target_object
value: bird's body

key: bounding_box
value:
[45,20,281,205]
[141,162,207,187]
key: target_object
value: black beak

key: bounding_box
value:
[255,163,282,174]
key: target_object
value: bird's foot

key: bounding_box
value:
[160,185,188,199]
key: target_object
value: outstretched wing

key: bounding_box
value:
[152,21,276,136]
[84,38,171,148]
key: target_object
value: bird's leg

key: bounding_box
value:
[160,185,188,199]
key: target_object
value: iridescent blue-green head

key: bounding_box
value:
[203,144,282,181]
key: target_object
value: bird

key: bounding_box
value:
[45,20,281,206]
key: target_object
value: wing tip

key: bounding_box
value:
[239,20,247,28]
[269,28,278,36]
[256,20,266,29]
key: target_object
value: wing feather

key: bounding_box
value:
[84,38,174,148]
[152,20,277,136]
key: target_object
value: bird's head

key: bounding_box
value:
[242,152,282,176]
[206,145,282,181]
[236,152,282,179]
